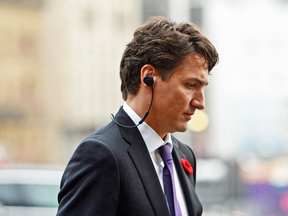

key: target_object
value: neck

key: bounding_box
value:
[145,115,168,140]
[126,93,150,120]
[126,94,168,140]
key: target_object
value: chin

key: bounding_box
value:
[174,124,188,133]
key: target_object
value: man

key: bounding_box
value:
[57,16,219,216]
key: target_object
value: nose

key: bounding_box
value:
[191,90,205,110]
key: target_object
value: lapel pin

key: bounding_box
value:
[181,159,193,174]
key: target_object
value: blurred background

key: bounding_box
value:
[0,0,288,215]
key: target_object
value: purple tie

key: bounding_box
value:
[159,144,182,216]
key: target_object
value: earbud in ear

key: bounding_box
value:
[143,76,154,86]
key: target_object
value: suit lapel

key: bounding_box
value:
[172,140,203,216]
[114,108,170,216]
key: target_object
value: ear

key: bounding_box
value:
[140,64,156,87]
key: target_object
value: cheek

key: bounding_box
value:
[166,94,189,113]
[173,90,190,104]
[154,85,190,113]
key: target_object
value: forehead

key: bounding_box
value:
[172,54,209,82]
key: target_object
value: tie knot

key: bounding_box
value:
[158,144,173,164]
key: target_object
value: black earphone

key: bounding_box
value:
[143,76,154,86]
[110,76,154,128]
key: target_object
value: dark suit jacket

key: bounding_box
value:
[56,107,203,216]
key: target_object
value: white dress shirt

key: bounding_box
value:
[123,103,188,216]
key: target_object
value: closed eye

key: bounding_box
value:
[187,83,196,88]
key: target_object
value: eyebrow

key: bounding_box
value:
[188,78,209,86]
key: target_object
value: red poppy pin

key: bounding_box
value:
[181,159,193,174]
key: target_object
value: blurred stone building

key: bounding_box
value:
[0,0,142,164]
[0,1,47,164]
[42,0,142,163]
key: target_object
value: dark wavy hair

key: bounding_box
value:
[120,16,219,100]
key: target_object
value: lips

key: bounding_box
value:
[183,112,194,120]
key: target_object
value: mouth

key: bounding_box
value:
[183,112,194,120]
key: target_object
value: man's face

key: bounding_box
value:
[148,54,209,138]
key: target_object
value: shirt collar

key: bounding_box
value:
[123,103,173,153]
